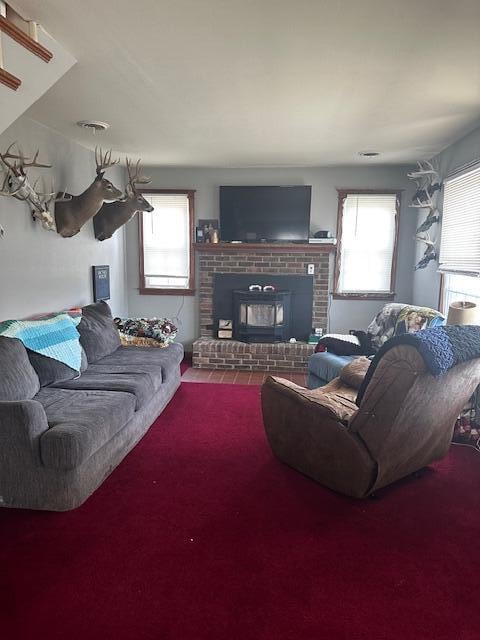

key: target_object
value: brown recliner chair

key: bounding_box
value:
[261,346,480,498]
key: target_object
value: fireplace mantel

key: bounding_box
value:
[194,242,336,254]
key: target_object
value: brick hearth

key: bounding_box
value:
[193,244,333,371]
[193,338,316,371]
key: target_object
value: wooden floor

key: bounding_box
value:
[181,367,308,386]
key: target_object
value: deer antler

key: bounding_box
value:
[55,190,74,203]
[0,166,27,197]
[408,160,439,181]
[95,147,120,176]
[1,143,51,176]
[29,177,57,231]
[415,233,435,248]
[32,177,56,202]
[409,193,433,209]
[126,157,151,192]
[0,142,23,174]
[0,170,12,195]
[21,149,52,170]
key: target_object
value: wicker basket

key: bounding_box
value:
[119,333,169,348]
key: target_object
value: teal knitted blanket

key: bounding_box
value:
[0,313,83,371]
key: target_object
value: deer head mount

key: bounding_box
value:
[0,143,56,232]
[94,157,153,241]
[55,147,123,238]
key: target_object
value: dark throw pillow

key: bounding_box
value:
[315,334,363,356]
[0,337,40,401]
[27,347,88,387]
[78,301,121,363]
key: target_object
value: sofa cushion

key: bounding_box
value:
[27,347,88,387]
[51,369,155,410]
[0,337,40,401]
[96,343,184,380]
[87,361,163,392]
[78,301,121,363]
[37,387,136,470]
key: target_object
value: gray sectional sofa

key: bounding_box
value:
[0,302,184,511]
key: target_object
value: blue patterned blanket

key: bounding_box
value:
[0,313,83,371]
[357,325,480,406]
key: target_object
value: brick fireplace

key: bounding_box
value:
[193,243,334,371]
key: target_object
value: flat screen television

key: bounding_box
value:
[219,185,311,242]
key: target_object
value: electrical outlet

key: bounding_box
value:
[307,264,315,275]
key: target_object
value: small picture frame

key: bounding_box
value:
[199,219,220,243]
[92,265,110,302]
[195,227,205,243]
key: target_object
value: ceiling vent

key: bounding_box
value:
[358,151,380,157]
[77,120,110,133]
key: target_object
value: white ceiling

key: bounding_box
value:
[11,0,480,167]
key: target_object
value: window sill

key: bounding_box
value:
[332,292,395,301]
[139,287,196,296]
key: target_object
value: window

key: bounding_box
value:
[139,190,195,295]
[442,273,480,316]
[439,164,480,317]
[334,190,401,299]
[439,165,480,276]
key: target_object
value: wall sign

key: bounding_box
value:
[92,265,111,302]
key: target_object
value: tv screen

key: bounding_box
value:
[219,186,311,242]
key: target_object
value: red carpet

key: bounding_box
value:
[1,381,480,640]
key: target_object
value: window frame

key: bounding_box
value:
[138,188,196,296]
[333,188,402,300]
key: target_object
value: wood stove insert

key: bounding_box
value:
[233,289,291,343]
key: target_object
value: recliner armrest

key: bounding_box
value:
[262,376,358,423]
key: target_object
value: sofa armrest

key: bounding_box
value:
[262,376,358,423]
[0,400,49,465]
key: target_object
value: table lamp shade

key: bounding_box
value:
[447,301,479,325]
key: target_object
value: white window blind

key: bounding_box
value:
[439,165,480,276]
[337,193,398,294]
[142,193,191,289]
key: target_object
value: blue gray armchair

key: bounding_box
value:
[307,303,445,389]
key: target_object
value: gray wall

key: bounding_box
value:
[0,116,128,319]
[412,124,480,310]
[126,165,416,348]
